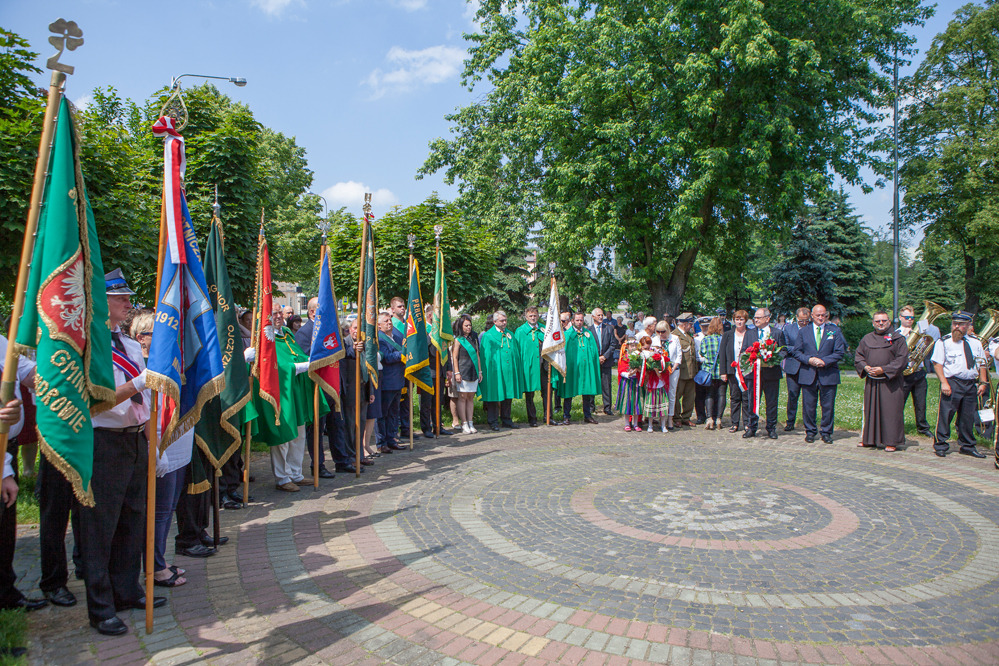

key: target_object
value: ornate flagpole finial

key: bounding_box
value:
[549,262,556,276]
[363,192,372,220]
[259,208,265,234]
[212,184,221,218]
[47,19,83,75]
[433,224,443,250]
[407,233,416,251]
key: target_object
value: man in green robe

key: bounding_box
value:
[556,312,601,425]
[514,306,549,427]
[479,310,525,431]
[250,306,330,492]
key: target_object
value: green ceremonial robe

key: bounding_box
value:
[479,326,525,402]
[556,326,600,399]
[252,327,330,446]
[514,322,545,393]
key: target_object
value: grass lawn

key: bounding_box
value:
[0,608,27,665]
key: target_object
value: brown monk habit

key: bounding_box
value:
[854,331,910,448]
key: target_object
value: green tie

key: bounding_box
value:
[814,325,822,349]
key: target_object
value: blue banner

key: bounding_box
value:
[308,250,346,407]
[146,195,226,448]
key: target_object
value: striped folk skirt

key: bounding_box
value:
[616,377,643,416]
[641,386,668,417]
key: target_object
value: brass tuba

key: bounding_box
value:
[903,301,948,376]
[974,308,999,345]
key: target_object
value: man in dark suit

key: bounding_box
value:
[376,313,407,452]
[295,298,335,479]
[790,304,847,443]
[336,319,365,473]
[745,308,786,439]
[718,310,751,431]
[589,307,616,415]
[781,307,812,431]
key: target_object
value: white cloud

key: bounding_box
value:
[250,0,302,17]
[390,0,427,10]
[363,45,465,99]
[322,181,399,212]
[73,94,92,111]
[463,0,481,25]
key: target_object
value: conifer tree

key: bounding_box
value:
[766,219,841,316]
[808,188,873,316]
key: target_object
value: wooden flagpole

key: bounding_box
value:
[313,242,326,490]
[355,196,370,479]
[433,226,443,438]
[407,234,415,450]
[244,212,265,508]
[0,56,70,459]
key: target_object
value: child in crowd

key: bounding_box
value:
[616,335,641,431]
[640,337,670,433]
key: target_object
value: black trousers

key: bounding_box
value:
[935,377,979,453]
[220,450,243,497]
[0,445,23,609]
[801,382,838,437]
[704,379,728,421]
[306,411,336,469]
[79,428,147,621]
[599,365,614,413]
[38,454,80,593]
[399,389,412,437]
[329,409,352,465]
[903,371,930,432]
[694,382,707,423]
[728,376,749,430]
[175,452,210,550]
[749,377,780,433]
[524,362,553,425]
[420,390,448,434]
[785,372,801,426]
[562,396,594,420]
[486,399,513,427]
[341,388,364,459]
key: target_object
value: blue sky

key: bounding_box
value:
[3,0,959,246]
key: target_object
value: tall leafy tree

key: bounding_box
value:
[901,1,999,313]
[808,188,873,316]
[765,219,840,316]
[420,0,930,316]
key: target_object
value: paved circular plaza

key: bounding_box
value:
[20,422,999,665]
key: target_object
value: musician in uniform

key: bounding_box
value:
[931,311,989,459]
[898,304,937,437]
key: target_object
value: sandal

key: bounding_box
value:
[885,446,897,452]
[169,565,185,576]
[154,571,186,587]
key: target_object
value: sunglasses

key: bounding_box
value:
[900,315,914,319]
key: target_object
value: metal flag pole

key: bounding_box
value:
[355,195,371,479]
[313,210,330,490]
[211,191,222,550]
[407,234,416,450]
[433,225,444,438]
[0,19,81,460]
[546,263,555,427]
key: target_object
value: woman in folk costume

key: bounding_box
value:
[617,333,642,431]
[639,336,670,433]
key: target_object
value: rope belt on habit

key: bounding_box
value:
[95,424,145,433]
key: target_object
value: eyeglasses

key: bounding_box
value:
[900,315,914,320]
[753,316,767,320]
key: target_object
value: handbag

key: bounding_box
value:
[694,342,719,386]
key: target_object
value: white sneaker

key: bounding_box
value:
[647,424,653,433]
[462,422,472,434]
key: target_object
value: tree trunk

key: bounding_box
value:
[651,199,713,317]
[963,249,980,315]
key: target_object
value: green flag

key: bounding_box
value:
[404,258,434,392]
[193,213,252,484]
[13,98,115,506]
[359,217,379,386]
[431,247,453,363]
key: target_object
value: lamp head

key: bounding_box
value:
[230,77,247,87]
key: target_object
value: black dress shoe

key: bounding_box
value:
[529,422,539,428]
[504,422,519,429]
[439,428,453,435]
[422,432,437,439]
[90,616,128,636]
[935,450,947,457]
[44,587,76,607]
[117,596,167,611]
[228,492,254,504]
[805,434,815,443]
[9,597,48,612]
[960,448,987,459]
[222,498,242,510]
[177,544,216,558]
[821,435,833,443]
[767,430,778,440]
[561,419,571,426]
[0,647,27,657]
[318,467,335,479]
[386,442,407,451]
[400,432,420,440]
[742,430,757,439]
[783,424,795,432]
[584,417,598,425]
[490,425,501,432]
[335,463,358,474]
[378,446,393,454]
[201,535,229,547]
[604,410,614,416]
[728,426,741,433]
[918,429,932,437]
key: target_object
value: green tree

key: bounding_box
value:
[765,219,840,316]
[420,0,931,316]
[0,28,43,296]
[900,1,999,313]
[808,188,873,316]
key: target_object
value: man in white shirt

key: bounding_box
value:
[931,310,989,459]
[79,270,164,636]
[0,334,48,618]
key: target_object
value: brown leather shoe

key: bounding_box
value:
[295,478,315,486]
[276,482,300,492]
[683,420,696,428]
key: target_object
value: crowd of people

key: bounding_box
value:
[1,269,996,648]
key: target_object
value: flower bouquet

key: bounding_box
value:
[739,338,784,372]
[631,350,669,387]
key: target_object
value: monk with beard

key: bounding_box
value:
[854,310,910,451]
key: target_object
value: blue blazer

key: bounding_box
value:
[378,329,406,391]
[781,322,808,375]
[790,323,846,386]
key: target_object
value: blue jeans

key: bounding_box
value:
[154,467,185,572]
[377,389,401,447]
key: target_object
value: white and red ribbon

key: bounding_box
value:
[732,361,748,392]
[753,358,761,416]
[152,116,187,265]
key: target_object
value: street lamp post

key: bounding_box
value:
[892,46,900,325]
[170,73,246,89]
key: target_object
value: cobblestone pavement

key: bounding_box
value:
[15,418,999,666]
